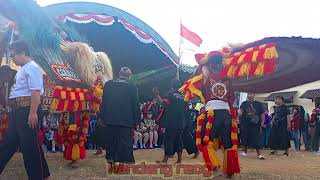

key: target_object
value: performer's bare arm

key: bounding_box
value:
[287,115,291,130]
[202,65,210,83]
[132,86,141,124]
[260,113,265,127]
[29,90,41,129]
[152,87,164,105]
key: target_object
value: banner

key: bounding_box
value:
[42,75,56,110]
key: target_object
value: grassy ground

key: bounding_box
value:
[1,149,320,180]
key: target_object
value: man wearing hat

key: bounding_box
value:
[0,40,50,180]
[101,67,140,172]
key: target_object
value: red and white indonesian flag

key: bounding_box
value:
[179,23,203,65]
[180,23,203,47]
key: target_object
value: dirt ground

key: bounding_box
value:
[1,148,320,180]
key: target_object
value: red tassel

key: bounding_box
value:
[231,126,238,133]
[220,65,230,78]
[226,150,240,175]
[64,145,72,160]
[232,140,239,145]
[75,92,80,101]
[67,101,75,112]
[65,91,69,100]
[78,102,83,111]
[53,89,61,98]
[230,55,240,65]
[202,147,214,171]
[233,65,241,77]
[249,63,258,75]
[37,130,45,145]
[229,108,236,119]
[57,100,65,111]
[196,131,201,138]
[256,49,266,62]
[80,146,86,159]
[243,51,253,63]
[263,60,276,74]
[197,144,203,152]
[205,129,211,136]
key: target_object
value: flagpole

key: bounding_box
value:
[177,19,182,80]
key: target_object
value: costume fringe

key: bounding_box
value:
[195,108,240,175]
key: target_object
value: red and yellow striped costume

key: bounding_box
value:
[51,86,91,161]
[179,74,240,176]
[179,42,278,176]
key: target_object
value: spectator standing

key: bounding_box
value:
[291,107,301,151]
[311,108,320,153]
[261,110,272,148]
[299,106,311,151]
[239,93,265,159]
[269,96,291,156]
[101,67,140,171]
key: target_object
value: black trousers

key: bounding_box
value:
[182,127,198,154]
[164,129,183,156]
[201,109,233,149]
[105,125,135,164]
[0,107,50,180]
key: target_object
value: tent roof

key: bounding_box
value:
[300,89,320,99]
[265,91,297,101]
[44,2,179,67]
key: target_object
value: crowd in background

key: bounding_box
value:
[36,96,320,155]
[238,94,320,159]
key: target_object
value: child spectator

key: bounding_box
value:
[144,111,158,148]
[136,122,149,149]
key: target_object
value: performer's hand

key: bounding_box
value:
[152,87,160,95]
[238,109,243,117]
[28,112,38,129]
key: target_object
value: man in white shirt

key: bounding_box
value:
[0,40,50,180]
